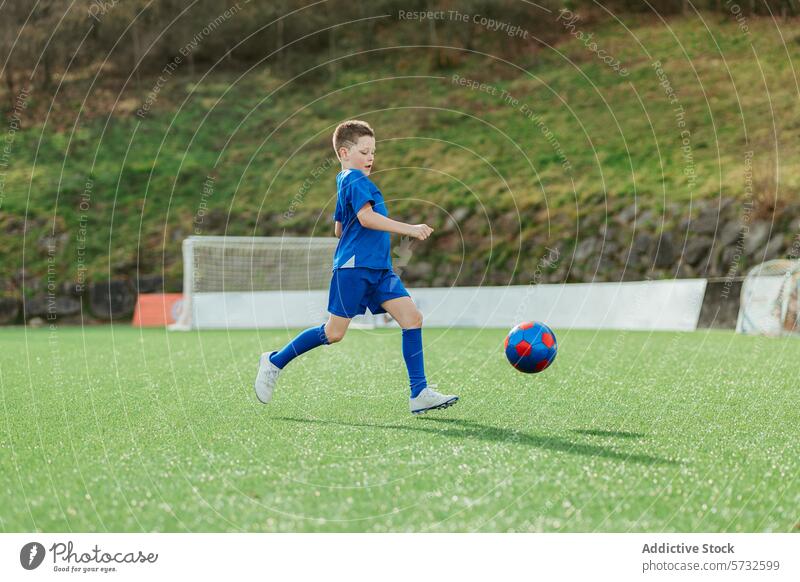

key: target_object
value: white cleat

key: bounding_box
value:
[254,351,282,404]
[409,385,459,415]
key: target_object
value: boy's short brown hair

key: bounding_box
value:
[332,120,374,157]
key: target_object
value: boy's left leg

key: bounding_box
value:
[380,296,459,414]
[381,296,426,396]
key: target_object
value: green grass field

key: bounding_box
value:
[1,325,798,532]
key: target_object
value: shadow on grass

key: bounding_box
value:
[275,416,676,466]
[571,429,646,439]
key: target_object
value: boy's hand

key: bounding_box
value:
[408,224,434,240]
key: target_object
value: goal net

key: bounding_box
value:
[169,236,362,330]
[736,259,800,336]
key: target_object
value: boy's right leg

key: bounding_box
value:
[323,313,351,344]
[269,312,352,368]
[256,267,363,404]
[254,315,350,404]
[270,321,331,369]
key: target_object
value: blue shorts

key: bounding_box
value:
[327,268,410,318]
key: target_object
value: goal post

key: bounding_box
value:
[170,236,363,330]
[736,259,800,336]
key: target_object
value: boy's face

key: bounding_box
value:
[339,135,375,176]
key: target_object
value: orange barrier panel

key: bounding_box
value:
[132,293,184,327]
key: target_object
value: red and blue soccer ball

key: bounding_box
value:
[504,321,557,373]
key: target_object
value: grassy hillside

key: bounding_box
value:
[2,12,799,300]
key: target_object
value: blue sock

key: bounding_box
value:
[269,324,329,369]
[402,327,427,397]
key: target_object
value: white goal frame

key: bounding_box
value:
[736,259,800,336]
[169,236,374,330]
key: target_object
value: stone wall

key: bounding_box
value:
[2,197,797,327]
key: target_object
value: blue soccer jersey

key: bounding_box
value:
[332,169,391,270]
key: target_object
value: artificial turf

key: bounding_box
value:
[1,325,798,532]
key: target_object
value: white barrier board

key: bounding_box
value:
[193,290,329,329]
[191,279,708,332]
[412,279,708,331]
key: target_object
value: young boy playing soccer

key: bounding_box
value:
[254,120,459,415]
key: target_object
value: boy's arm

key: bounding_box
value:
[356,202,433,240]
[334,221,342,238]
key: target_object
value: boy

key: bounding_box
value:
[254,120,459,415]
